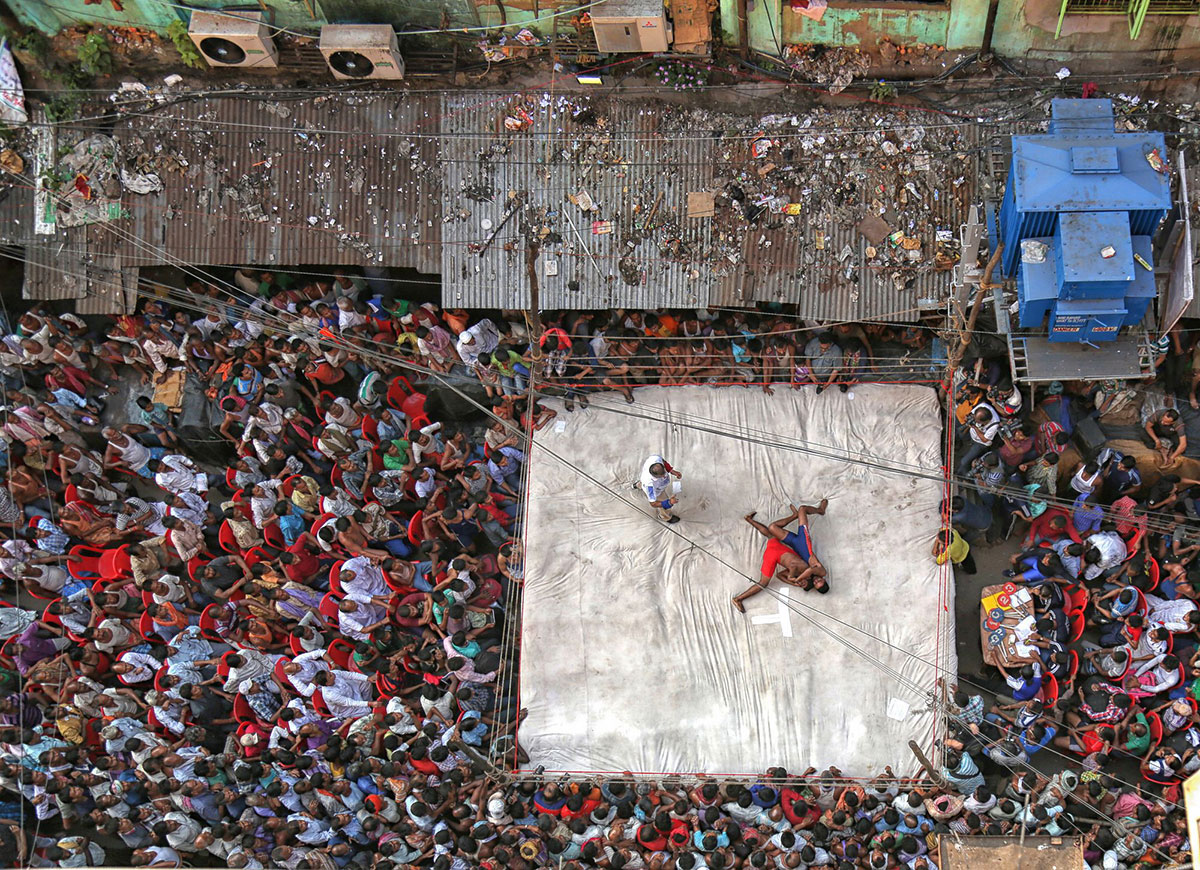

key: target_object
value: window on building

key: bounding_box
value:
[1056,0,1198,39]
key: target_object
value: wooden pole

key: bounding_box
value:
[736,0,749,57]
[947,242,1004,375]
[525,241,545,365]
[908,741,948,790]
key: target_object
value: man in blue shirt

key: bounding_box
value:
[947,495,991,541]
[1102,455,1142,502]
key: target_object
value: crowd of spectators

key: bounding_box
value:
[943,347,1200,869]
[0,266,1175,869]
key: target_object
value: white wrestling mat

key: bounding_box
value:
[518,384,955,776]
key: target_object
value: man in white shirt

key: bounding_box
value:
[339,555,389,600]
[313,668,374,718]
[637,453,683,523]
[1146,592,1200,632]
[1134,653,1181,695]
[455,319,500,370]
[958,403,1000,474]
[152,454,208,497]
[338,598,388,642]
[1084,531,1127,580]
[280,650,329,698]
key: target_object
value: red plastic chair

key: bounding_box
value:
[1065,649,1079,685]
[146,708,165,733]
[42,600,63,630]
[360,416,380,447]
[1123,526,1146,557]
[225,467,238,489]
[310,512,336,537]
[273,657,295,690]
[232,693,258,725]
[263,521,286,551]
[1135,588,1149,618]
[386,375,417,410]
[83,718,103,748]
[187,557,209,584]
[279,474,300,499]
[328,638,354,669]
[328,560,346,595]
[153,664,170,692]
[1068,610,1086,643]
[1065,585,1089,617]
[288,634,307,656]
[312,690,332,716]
[407,510,425,547]
[99,546,131,580]
[1148,710,1165,746]
[138,611,164,645]
[1040,673,1059,709]
[199,604,226,642]
[401,391,427,425]
[216,649,238,678]
[218,520,241,554]
[244,546,273,567]
[319,593,341,623]
[1148,557,1161,592]
[67,545,105,579]
[1141,763,1180,787]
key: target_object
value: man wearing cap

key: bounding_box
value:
[638,453,683,523]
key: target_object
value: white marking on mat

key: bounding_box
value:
[751,586,794,638]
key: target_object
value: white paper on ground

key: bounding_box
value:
[886,698,912,722]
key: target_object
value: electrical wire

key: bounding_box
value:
[4,238,1192,544]
[6,238,1194,554]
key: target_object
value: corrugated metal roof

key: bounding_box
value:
[439,94,721,311]
[440,94,976,321]
[721,114,977,322]
[0,185,35,246]
[93,93,442,273]
[21,239,85,302]
[23,94,976,322]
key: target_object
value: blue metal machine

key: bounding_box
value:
[999,98,1171,343]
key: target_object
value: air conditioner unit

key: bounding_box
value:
[591,0,672,52]
[187,10,278,68]
[319,25,405,80]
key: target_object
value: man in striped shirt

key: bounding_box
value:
[1036,420,1070,456]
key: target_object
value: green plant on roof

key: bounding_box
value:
[78,31,114,76]
[870,80,896,100]
[167,20,206,69]
[14,29,51,64]
[43,93,81,124]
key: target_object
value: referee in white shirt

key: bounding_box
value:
[637,453,683,523]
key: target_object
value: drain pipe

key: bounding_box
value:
[980,0,1002,60]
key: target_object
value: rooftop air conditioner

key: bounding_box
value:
[319,25,405,80]
[590,0,672,52]
[187,10,278,68]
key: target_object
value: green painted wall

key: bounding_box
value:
[992,0,1200,58]
[778,5,951,49]
[719,0,1200,62]
[946,0,988,49]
